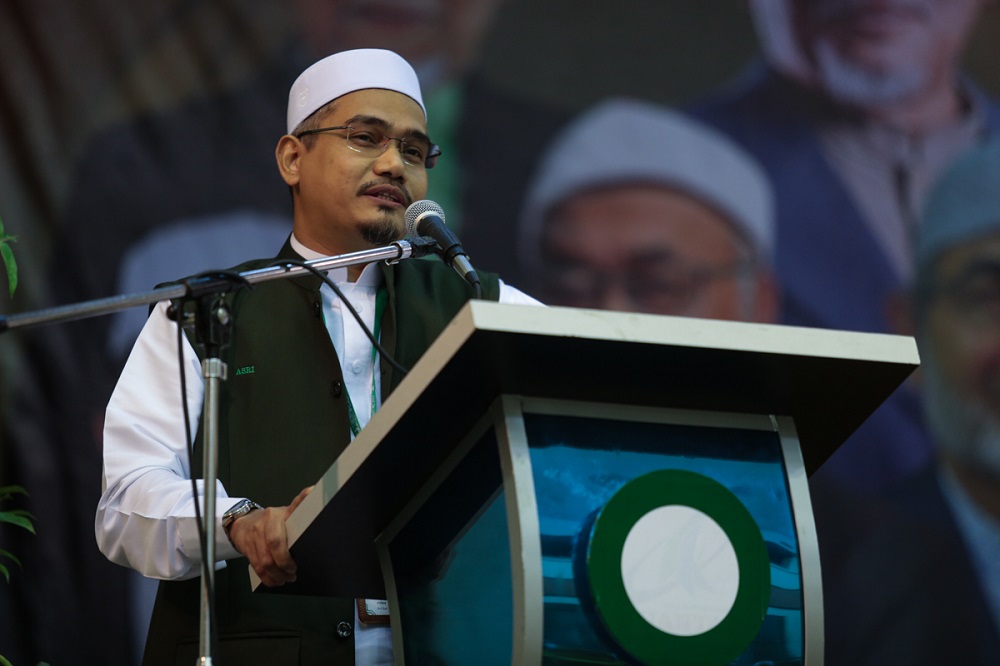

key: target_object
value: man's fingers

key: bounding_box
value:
[235,507,297,586]
[286,485,314,516]
[264,514,297,574]
[230,489,313,587]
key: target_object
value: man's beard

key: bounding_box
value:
[813,37,927,108]
[358,215,402,247]
[922,352,1000,481]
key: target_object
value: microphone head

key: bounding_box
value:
[404,199,446,236]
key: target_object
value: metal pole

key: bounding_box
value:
[198,356,227,665]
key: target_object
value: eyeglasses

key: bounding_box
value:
[540,257,755,315]
[921,259,1000,329]
[295,123,441,169]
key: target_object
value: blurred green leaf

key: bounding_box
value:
[0,241,17,298]
[0,548,21,583]
[0,486,27,499]
[0,213,18,297]
[0,511,35,534]
[0,220,32,666]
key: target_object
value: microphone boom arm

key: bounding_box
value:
[0,237,435,333]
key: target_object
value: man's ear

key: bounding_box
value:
[275,135,304,187]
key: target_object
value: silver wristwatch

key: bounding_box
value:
[222,499,263,536]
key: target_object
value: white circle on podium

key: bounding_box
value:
[620,505,740,637]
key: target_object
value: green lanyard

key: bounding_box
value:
[345,286,388,438]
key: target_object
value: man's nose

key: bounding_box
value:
[597,279,636,313]
[372,141,406,177]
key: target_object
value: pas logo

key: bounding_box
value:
[585,469,770,664]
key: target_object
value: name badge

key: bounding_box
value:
[357,598,390,626]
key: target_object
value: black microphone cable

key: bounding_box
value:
[270,258,410,377]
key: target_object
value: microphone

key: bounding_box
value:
[404,200,481,291]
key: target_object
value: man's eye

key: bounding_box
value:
[962,288,1000,307]
[402,143,426,160]
[949,277,1000,313]
[641,268,689,293]
[351,131,379,145]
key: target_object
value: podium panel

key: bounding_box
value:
[381,423,517,664]
[378,396,820,665]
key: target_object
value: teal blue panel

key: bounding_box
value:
[389,429,514,665]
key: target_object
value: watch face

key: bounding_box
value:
[224,500,251,527]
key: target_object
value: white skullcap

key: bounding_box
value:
[519,98,775,270]
[919,137,1000,273]
[286,48,426,134]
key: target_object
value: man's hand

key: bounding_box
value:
[227,486,313,587]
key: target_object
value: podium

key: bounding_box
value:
[266,302,918,665]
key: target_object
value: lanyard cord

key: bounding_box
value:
[346,286,388,438]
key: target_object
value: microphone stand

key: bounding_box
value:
[0,237,436,666]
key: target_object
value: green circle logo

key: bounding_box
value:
[586,469,770,665]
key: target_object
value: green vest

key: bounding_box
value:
[142,241,500,665]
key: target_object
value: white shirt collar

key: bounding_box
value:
[289,233,384,288]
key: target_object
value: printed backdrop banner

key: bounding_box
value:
[0,1,998,663]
